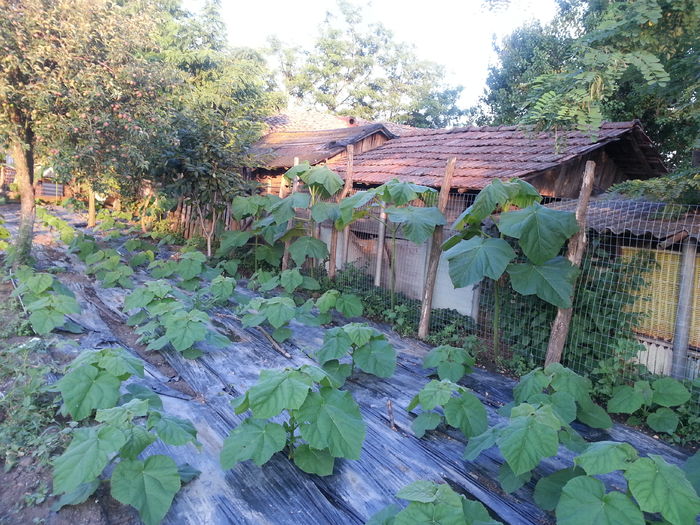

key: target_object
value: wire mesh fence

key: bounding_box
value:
[318,194,700,413]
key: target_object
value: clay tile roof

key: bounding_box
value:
[265,108,352,132]
[251,124,396,169]
[327,121,667,190]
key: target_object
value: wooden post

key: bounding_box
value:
[374,206,387,287]
[670,238,697,380]
[544,160,597,366]
[281,158,299,271]
[87,185,96,228]
[328,145,354,279]
[418,158,456,339]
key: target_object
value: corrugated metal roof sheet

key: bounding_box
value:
[327,121,667,189]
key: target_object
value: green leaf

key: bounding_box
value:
[418,380,458,410]
[366,504,401,525]
[26,273,53,294]
[412,412,442,438]
[220,418,287,468]
[296,387,366,459]
[513,368,551,403]
[57,365,122,420]
[498,203,578,264]
[280,268,304,293]
[51,479,100,512]
[375,179,434,206]
[293,444,335,476]
[625,455,700,525]
[556,476,644,525]
[452,179,510,229]
[497,404,560,476]
[177,463,201,484]
[98,348,144,379]
[335,293,364,317]
[147,412,198,446]
[574,441,638,475]
[507,257,578,308]
[317,327,352,363]
[607,385,645,414]
[646,407,679,434]
[177,251,206,280]
[576,396,613,429]
[353,338,397,378]
[95,398,149,426]
[289,236,328,267]
[651,377,691,407]
[445,237,516,288]
[163,309,208,352]
[534,467,585,511]
[53,425,125,494]
[316,290,339,314]
[247,369,313,419]
[262,296,297,329]
[386,206,445,244]
[498,462,531,493]
[111,455,181,525]
[310,201,340,223]
[215,231,251,257]
[546,364,592,403]
[320,360,352,388]
[443,391,488,437]
[343,323,377,346]
[681,451,700,496]
[463,425,503,461]
[29,308,66,334]
[119,425,157,460]
[302,165,344,197]
[423,345,474,383]
[396,480,441,502]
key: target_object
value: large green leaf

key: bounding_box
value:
[316,327,352,363]
[576,395,613,429]
[412,412,442,438]
[681,451,700,495]
[498,204,578,264]
[497,404,561,475]
[343,323,378,346]
[607,385,645,414]
[533,466,585,511]
[289,236,328,267]
[463,424,503,461]
[147,412,198,446]
[296,387,365,459]
[248,369,313,419]
[513,369,551,403]
[418,380,459,410]
[335,293,363,318]
[507,257,578,308]
[452,179,510,229]
[29,308,67,334]
[556,476,644,525]
[443,391,488,438]
[162,309,208,352]
[375,179,434,206]
[353,338,396,378]
[646,407,679,434]
[260,296,297,329]
[280,268,303,293]
[57,364,122,420]
[386,206,445,244]
[293,444,335,476]
[422,345,474,383]
[651,377,691,407]
[310,201,340,223]
[53,425,125,494]
[215,231,251,257]
[269,192,310,224]
[111,455,181,525]
[220,418,287,468]
[302,165,344,197]
[574,441,638,475]
[445,237,516,288]
[625,455,700,525]
[546,363,592,403]
[177,251,206,280]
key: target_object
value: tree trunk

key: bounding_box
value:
[10,140,35,266]
[87,185,97,228]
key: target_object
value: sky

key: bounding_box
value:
[185,0,559,108]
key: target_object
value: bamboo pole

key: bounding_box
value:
[417,158,456,339]
[374,206,387,287]
[281,158,299,271]
[329,145,354,279]
[544,160,596,366]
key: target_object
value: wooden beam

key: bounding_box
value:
[329,145,354,279]
[418,157,456,339]
[544,160,596,366]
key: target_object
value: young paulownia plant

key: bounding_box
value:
[52,347,200,525]
[315,323,397,378]
[422,343,477,383]
[366,480,502,525]
[221,364,366,476]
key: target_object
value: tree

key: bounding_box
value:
[0,0,163,262]
[479,0,700,171]
[270,1,465,128]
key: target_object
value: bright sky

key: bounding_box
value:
[186,0,558,107]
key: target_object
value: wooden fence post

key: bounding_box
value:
[374,206,387,287]
[670,238,697,380]
[544,160,596,366]
[281,158,299,271]
[328,145,354,279]
[417,157,456,339]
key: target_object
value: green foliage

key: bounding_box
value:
[315,323,396,379]
[35,207,76,245]
[407,379,487,439]
[83,248,135,289]
[422,345,476,383]
[366,480,502,525]
[52,347,199,525]
[445,179,578,309]
[271,3,465,127]
[607,377,691,435]
[222,365,366,475]
[11,266,81,335]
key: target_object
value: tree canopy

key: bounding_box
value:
[270,2,465,128]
